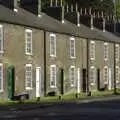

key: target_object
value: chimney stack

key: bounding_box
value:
[62,6,65,23]
[38,0,41,17]
[103,18,106,32]
[77,12,80,27]
[91,15,94,30]
[14,0,18,12]
[50,0,53,7]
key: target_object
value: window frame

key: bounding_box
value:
[116,66,120,84]
[115,44,119,61]
[90,41,95,60]
[0,63,3,92]
[70,65,76,87]
[50,65,57,88]
[25,64,33,90]
[103,66,109,84]
[90,66,96,86]
[70,37,76,59]
[25,29,33,55]
[50,34,56,57]
[104,42,109,61]
[0,25,4,53]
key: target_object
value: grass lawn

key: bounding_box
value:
[0,89,120,106]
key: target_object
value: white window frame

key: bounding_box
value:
[104,42,109,61]
[0,25,4,53]
[115,44,119,61]
[116,66,120,84]
[70,37,76,58]
[50,34,56,57]
[90,66,96,86]
[90,41,95,60]
[70,66,76,87]
[50,65,57,88]
[103,66,109,84]
[25,29,32,55]
[0,63,3,92]
[25,64,33,90]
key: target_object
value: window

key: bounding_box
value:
[50,34,56,57]
[50,65,56,88]
[116,66,119,84]
[103,66,109,84]
[115,44,119,61]
[0,25,3,53]
[0,63,3,92]
[90,41,95,60]
[104,42,109,60]
[25,64,32,90]
[25,29,32,55]
[70,37,76,58]
[90,66,96,86]
[70,66,75,87]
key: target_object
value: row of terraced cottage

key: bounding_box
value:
[0,0,120,99]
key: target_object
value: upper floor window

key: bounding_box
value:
[0,25,3,53]
[50,65,56,88]
[90,41,95,60]
[115,44,119,61]
[103,66,109,84]
[70,66,75,87]
[70,37,76,58]
[25,29,32,55]
[25,64,32,90]
[90,66,96,86]
[0,63,3,92]
[104,42,109,61]
[50,34,56,57]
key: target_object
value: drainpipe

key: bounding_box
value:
[44,31,47,96]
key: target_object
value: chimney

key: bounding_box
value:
[55,0,58,7]
[60,0,63,7]
[89,8,92,15]
[66,4,69,13]
[38,0,41,17]
[62,6,65,23]
[103,18,106,32]
[77,12,80,27]
[76,3,78,12]
[71,4,73,12]
[91,15,94,30]
[80,8,83,15]
[14,0,18,12]
[50,0,53,7]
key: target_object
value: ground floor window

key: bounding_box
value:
[0,63,3,92]
[90,66,96,86]
[70,66,75,87]
[25,64,32,90]
[103,66,109,85]
[50,65,56,88]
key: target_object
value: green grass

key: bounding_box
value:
[0,90,120,106]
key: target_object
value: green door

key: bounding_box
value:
[7,65,15,100]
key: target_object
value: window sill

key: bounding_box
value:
[25,53,33,56]
[25,88,33,90]
[70,57,76,59]
[50,86,57,89]
[50,55,56,57]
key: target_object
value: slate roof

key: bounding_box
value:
[0,4,119,43]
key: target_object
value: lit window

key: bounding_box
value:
[90,66,96,86]
[90,41,95,60]
[50,34,56,57]
[104,42,109,61]
[0,63,3,92]
[70,66,75,87]
[25,64,32,90]
[0,25,3,53]
[115,44,119,61]
[70,37,76,58]
[50,65,56,88]
[25,29,32,55]
[103,66,109,84]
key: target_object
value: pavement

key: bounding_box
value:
[0,95,120,120]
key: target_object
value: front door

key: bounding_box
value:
[36,67,41,98]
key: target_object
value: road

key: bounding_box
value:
[1,99,120,120]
